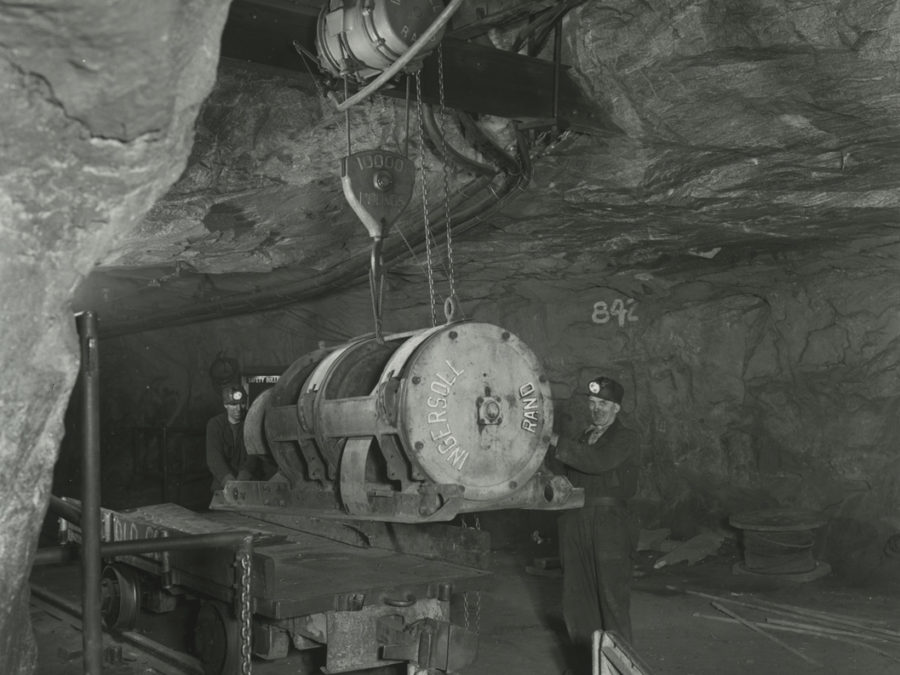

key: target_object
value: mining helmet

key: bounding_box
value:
[221,384,247,406]
[587,376,624,404]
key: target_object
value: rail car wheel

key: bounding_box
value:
[100,564,140,631]
[194,600,240,675]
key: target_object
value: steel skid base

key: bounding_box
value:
[212,471,584,523]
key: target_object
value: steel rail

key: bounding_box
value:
[30,583,204,675]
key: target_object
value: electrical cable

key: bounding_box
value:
[511,0,589,56]
[101,113,560,336]
[420,102,497,177]
[454,111,522,175]
[102,170,519,337]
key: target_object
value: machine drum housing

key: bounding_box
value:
[229,322,582,522]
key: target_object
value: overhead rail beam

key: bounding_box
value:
[221,0,616,133]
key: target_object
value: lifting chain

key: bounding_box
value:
[414,69,438,327]
[460,512,481,635]
[238,536,253,675]
[415,45,461,327]
[463,590,481,635]
[337,45,416,343]
[437,42,460,323]
[320,18,461,334]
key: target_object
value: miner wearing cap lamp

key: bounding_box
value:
[555,375,639,666]
[206,384,268,493]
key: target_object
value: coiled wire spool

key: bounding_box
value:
[730,508,831,581]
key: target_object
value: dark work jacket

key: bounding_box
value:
[205,413,264,491]
[556,418,639,504]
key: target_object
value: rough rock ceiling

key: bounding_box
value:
[72,0,900,335]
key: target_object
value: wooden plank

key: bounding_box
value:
[254,541,484,618]
[120,503,236,534]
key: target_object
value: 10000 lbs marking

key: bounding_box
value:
[424,360,469,471]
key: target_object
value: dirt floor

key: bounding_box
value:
[29,538,900,675]
[465,548,900,675]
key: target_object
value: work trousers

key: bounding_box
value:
[559,504,634,668]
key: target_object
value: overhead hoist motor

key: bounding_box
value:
[316,0,448,82]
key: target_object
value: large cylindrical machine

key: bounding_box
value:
[224,322,582,522]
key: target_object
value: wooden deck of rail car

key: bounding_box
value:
[106,504,488,618]
[209,512,488,618]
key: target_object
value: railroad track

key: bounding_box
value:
[30,583,203,675]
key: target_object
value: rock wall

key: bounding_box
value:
[0,2,229,672]
[94,235,900,583]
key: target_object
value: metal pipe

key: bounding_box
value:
[77,311,103,675]
[101,531,254,555]
[33,545,77,566]
[48,494,82,526]
[33,530,256,566]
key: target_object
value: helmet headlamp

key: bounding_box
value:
[222,385,248,406]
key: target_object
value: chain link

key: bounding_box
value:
[238,539,253,675]
[461,510,481,636]
[437,43,456,302]
[415,70,438,326]
[463,590,481,635]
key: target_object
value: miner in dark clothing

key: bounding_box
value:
[556,375,639,669]
[206,384,269,492]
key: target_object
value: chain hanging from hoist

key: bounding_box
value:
[316,0,455,341]
[415,44,461,327]
[337,66,414,342]
[237,536,253,675]
[436,42,461,324]
[339,99,415,341]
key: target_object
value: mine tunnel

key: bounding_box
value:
[2,1,900,674]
